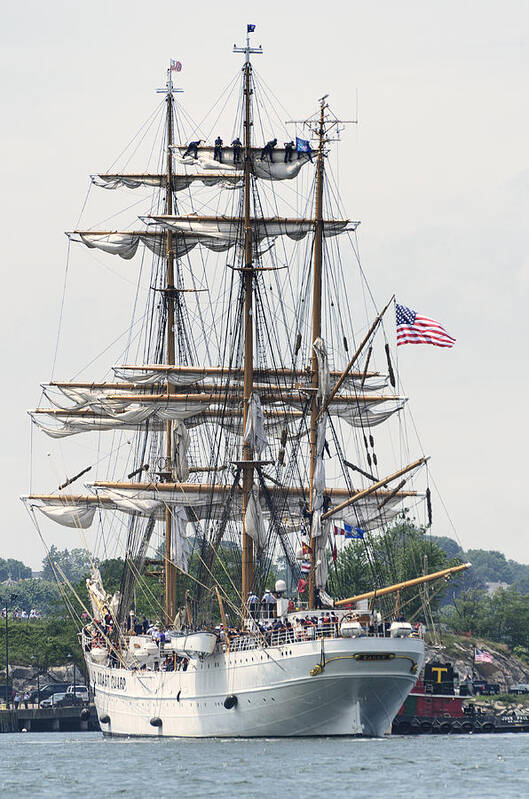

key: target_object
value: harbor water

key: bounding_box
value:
[1,731,528,798]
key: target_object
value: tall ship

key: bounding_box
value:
[23,28,466,737]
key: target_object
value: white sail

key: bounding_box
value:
[245,486,268,549]
[37,503,97,529]
[170,508,191,571]
[243,392,268,455]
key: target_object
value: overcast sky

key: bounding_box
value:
[2,1,528,568]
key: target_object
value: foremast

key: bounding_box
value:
[234,28,262,610]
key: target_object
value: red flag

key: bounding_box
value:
[302,541,312,555]
[332,542,337,562]
[334,524,344,536]
[297,578,307,593]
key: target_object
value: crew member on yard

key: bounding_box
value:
[232,137,242,164]
[284,141,295,162]
[182,139,203,159]
[260,138,277,162]
[214,136,223,162]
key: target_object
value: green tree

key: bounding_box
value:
[0,558,32,581]
[327,519,454,619]
[41,546,93,584]
[431,536,463,560]
[0,579,61,616]
[0,618,83,673]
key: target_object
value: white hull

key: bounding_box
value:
[87,636,424,737]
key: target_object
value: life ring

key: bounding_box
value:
[339,613,359,636]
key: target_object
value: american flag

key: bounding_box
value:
[396,303,456,348]
[474,647,494,664]
[170,59,182,72]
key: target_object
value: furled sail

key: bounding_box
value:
[172,145,312,181]
[67,231,196,260]
[91,173,241,191]
[110,366,390,393]
[68,216,354,262]
[30,390,406,439]
[145,215,353,247]
[26,483,416,529]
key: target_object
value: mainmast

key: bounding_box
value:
[157,65,182,625]
[308,98,326,609]
[234,27,262,609]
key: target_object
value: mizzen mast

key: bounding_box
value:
[288,98,357,608]
[234,26,262,610]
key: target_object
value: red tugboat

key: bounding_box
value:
[392,661,529,734]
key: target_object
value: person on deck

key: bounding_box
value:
[261,589,276,619]
[214,136,223,162]
[182,139,203,159]
[260,138,277,162]
[232,137,242,164]
[247,592,259,619]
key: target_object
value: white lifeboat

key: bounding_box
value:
[167,631,217,660]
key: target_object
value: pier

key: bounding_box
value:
[0,704,98,733]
